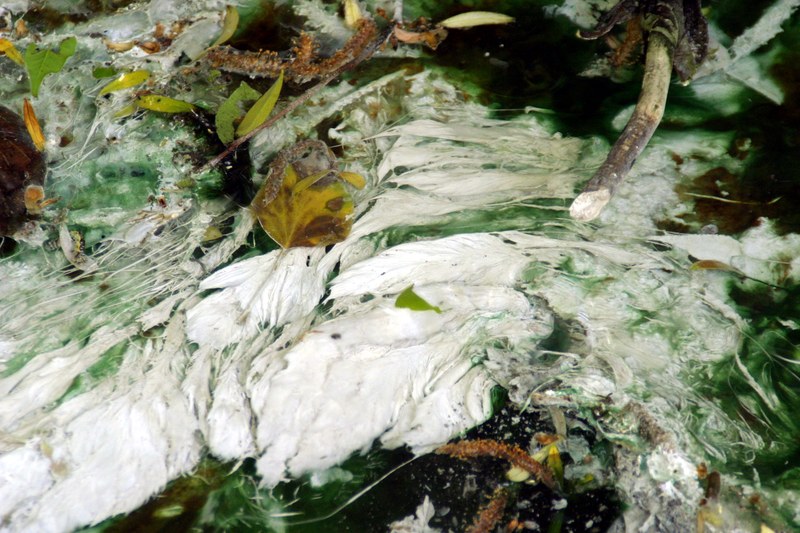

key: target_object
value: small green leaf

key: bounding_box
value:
[395,285,442,313]
[439,11,515,29]
[92,66,117,79]
[215,81,262,144]
[135,94,196,113]
[25,36,78,97]
[236,69,283,137]
[98,69,150,95]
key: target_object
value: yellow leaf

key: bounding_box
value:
[135,94,196,113]
[439,11,515,29]
[236,69,283,137]
[0,38,24,66]
[251,154,354,249]
[99,70,150,95]
[23,98,45,151]
[211,5,240,48]
[343,0,363,28]
[338,171,366,189]
[506,466,531,483]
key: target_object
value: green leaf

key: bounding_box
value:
[98,70,150,95]
[236,69,283,137]
[135,95,196,113]
[395,285,442,313]
[215,81,261,144]
[25,36,77,97]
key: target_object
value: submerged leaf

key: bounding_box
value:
[136,95,196,113]
[251,162,354,248]
[211,5,240,48]
[22,98,45,151]
[690,260,743,274]
[546,445,564,485]
[98,70,149,95]
[395,285,443,313]
[338,171,366,189]
[113,103,138,118]
[439,11,515,29]
[92,66,117,79]
[215,81,261,144]
[0,38,24,66]
[343,0,363,28]
[25,36,77,97]
[236,69,283,137]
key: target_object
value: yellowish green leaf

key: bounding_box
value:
[236,69,283,137]
[135,94,196,113]
[439,11,515,29]
[395,285,442,313]
[546,444,564,485]
[211,5,240,48]
[25,36,77,97]
[216,81,261,144]
[343,0,363,28]
[99,69,149,95]
[506,466,531,483]
[113,103,138,118]
[293,169,335,195]
[250,162,355,248]
[0,38,24,66]
[202,226,223,242]
[23,98,45,151]
[338,171,366,189]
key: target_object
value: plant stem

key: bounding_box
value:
[570,30,674,221]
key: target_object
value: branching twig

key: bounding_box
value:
[202,23,392,171]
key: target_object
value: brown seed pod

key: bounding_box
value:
[0,105,46,235]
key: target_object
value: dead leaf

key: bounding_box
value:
[250,140,358,248]
[23,98,45,151]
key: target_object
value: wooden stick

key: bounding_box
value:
[570,29,675,221]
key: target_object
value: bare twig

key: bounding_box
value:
[570,0,708,221]
[570,29,674,221]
